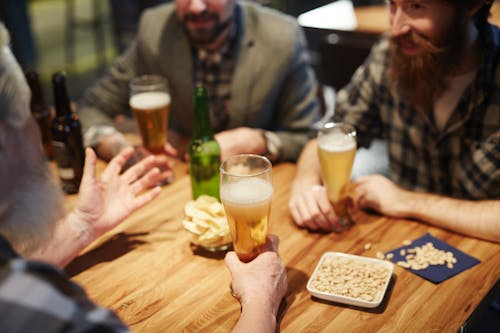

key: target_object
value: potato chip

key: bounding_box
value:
[182,195,231,248]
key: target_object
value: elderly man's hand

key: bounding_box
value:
[288,180,342,231]
[224,235,287,318]
[215,127,266,162]
[72,147,172,241]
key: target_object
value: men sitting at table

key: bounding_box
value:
[79,0,319,163]
[289,0,500,243]
[0,23,287,333]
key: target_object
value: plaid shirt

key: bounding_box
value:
[193,6,242,133]
[0,235,129,333]
[334,24,500,200]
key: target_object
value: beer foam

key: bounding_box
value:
[130,91,170,110]
[318,132,356,152]
[221,178,273,205]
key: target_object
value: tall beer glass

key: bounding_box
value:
[129,75,170,154]
[317,122,357,229]
[220,154,273,262]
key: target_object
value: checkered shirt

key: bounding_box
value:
[334,24,500,199]
[0,235,129,333]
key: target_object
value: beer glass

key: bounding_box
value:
[317,122,357,230]
[129,75,170,154]
[220,154,273,262]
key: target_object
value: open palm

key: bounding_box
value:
[74,147,171,239]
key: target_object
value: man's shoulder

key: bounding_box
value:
[240,1,299,40]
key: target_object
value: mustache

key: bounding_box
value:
[390,31,444,55]
[184,10,218,22]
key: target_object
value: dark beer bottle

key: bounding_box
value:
[51,72,85,194]
[25,70,53,159]
[189,85,221,200]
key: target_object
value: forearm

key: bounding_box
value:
[293,139,322,187]
[397,191,500,243]
[232,300,277,333]
[28,212,95,268]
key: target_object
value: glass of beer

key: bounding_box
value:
[317,122,357,230]
[220,154,273,262]
[129,75,170,154]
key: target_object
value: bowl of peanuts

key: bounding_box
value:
[307,252,393,308]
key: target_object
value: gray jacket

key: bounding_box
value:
[79,1,319,161]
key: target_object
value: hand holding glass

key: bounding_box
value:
[317,122,357,230]
[129,75,170,154]
[220,154,273,262]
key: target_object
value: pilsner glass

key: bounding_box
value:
[317,122,357,230]
[129,75,170,154]
[220,154,273,262]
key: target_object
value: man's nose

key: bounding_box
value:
[188,0,207,14]
[390,8,411,37]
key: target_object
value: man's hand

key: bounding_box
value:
[289,181,342,231]
[350,175,410,217]
[224,235,287,318]
[215,127,266,162]
[72,147,172,241]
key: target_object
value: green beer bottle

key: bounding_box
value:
[189,85,221,200]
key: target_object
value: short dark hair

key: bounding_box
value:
[444,0,493,31]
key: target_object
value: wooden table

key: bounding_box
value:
[65,160,500,332]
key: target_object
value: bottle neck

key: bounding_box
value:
[25,70,47,115]
[193,86,214,140]
[52,73,72,118]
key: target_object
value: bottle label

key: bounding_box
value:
[52,141,76,180]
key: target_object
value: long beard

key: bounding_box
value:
[388,14,467,109]
[0,160,64,256]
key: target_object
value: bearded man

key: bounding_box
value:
[288,0,500,243]
[78,0,319,163]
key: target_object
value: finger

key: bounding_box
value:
[289,200,304,227]
[130,186,162,211]
[314,189,342,230]
[101,146,135,181]
[265,234,280,252]
[304,192,330,230]
[294,196,320,231]
[163,142,178,157]
[122,155,157,184]
[224,251,242,272]
[130,168,161,195]
[81,147,97,185]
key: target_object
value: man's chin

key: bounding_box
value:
[188,33,218,47]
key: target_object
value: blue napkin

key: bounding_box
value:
[385,233,480,284]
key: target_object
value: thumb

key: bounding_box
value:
[265,234,280,253]
[81,147,97,185]
[224,251,242,273]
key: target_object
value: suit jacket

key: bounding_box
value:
[79,1,319,161]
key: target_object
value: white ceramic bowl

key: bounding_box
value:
[307,252,393,308]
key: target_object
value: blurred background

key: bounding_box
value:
[0,0,385,105]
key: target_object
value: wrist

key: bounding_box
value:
[242,293,279,318]
[66,210,97,249]
[241,298,277,329]
[260,130,281,162]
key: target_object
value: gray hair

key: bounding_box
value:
[0,23,31,128]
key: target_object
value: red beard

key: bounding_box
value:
[387,13,466,109]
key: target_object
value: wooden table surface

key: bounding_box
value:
[64,159,500,333]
